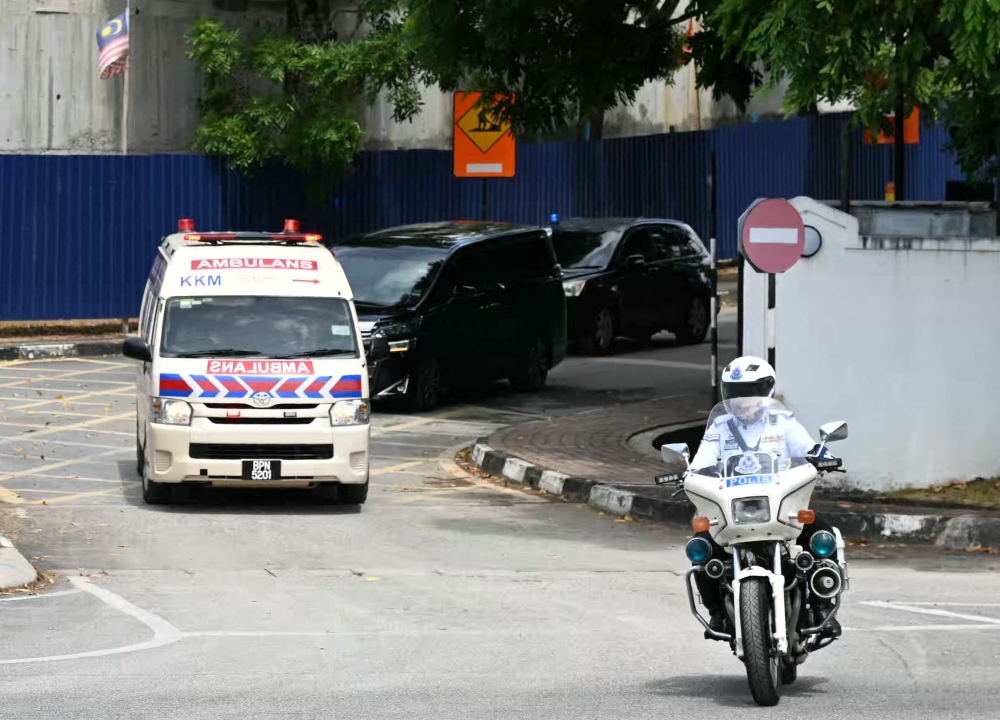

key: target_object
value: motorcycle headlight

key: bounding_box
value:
[151,398,192,426]
[330,399,370,426]
[562,278,587,297]
[732,496,770,525]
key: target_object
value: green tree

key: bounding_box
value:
[375,0,760,139]
[706,0,1000,191]
[185,1,421,181]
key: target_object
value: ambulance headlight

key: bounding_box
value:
[152,398,192,426]
[331,399,370,426]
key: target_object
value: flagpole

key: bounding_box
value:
[121,1,130,155]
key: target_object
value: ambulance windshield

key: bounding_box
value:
[159,296,360,359]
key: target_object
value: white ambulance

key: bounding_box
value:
[124,219,370,505]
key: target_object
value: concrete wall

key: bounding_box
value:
[0,0,284,154]
[1,0,830,154]
[742,198,1000,491]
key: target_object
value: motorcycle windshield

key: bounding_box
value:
[692,397,802,479]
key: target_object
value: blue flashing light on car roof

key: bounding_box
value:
[549,213,559,225]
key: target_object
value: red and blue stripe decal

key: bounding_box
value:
[157,373,363,400]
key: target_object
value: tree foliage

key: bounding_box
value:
[373,0,757,137]
[706,0,1000,178]
[185,3,421,177]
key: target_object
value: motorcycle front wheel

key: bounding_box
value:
[740,577,781,706]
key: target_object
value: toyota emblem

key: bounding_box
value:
[251,392,272,408]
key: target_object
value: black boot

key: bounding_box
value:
[814,600,842,639]
[705,611,729,639]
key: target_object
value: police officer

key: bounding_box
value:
[691,356,842,640]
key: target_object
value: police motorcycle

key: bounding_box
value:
[656,397,849,707]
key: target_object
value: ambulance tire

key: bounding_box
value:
[339,481,369,505]
[141,462,172,505]
[135,432,144,478]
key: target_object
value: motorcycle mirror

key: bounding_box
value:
[819,421,848,442]
[661,443,690,465]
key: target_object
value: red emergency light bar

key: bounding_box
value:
[178,218,195,232]
[183,232,322,243]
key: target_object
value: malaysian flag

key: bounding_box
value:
[96,10,130,80]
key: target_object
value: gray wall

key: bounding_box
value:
[1,0,284,154]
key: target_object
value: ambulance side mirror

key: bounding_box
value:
[123,337,152,363]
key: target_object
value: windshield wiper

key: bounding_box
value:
[172,349,263,358]
[272,348,358,359]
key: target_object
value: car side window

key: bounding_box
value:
[490,232,556,284]
[618,228,659,264]
[448,244,490,292]
[651,226,691,260]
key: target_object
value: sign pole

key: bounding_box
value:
[766,273,776,369]
[121,0,130,155]
[709,151,719,404]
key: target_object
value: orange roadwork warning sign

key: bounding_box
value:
[864,108,920,145]
[453,92,515,178]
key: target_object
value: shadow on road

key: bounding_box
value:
[117,461,363,515]
[646,673,828,707]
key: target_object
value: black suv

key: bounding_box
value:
[330,222,567,410]
[550,217,712,354]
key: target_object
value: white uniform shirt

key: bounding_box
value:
[691,409,815,473]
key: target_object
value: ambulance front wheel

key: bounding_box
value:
[142,461,173,505]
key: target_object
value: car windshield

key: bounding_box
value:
[159,295,359,358]
[334,244,447,308]
[549,229,621,269]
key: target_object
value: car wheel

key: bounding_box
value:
[339,481,369,505]
[135,424,144,478]
[510,338,549,392]
[578,306,615,355]
[402,356,442,412]
[141,461,172,505]
[675,295,709,345]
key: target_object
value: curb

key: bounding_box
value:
[0,339,123,361]
[0,534,37,590]
[469,440,1000,549]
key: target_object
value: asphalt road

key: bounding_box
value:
[3,320,1000,718]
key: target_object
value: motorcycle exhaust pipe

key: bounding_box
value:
[705,558,725,579]
[809,563,843,599]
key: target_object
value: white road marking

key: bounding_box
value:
[861,600,1000,625]
[0,577,181,665]
[888,602,1000,608]
[0,589,80,603]
[583,357,709,371]
[850,624,1000,632]
[183,631,334,638]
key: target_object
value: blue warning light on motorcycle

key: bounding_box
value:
[810,530,837,557]
[686,537,712,564]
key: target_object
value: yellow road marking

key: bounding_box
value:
[0,366,135,389]
[7,384,134,411]
[369,459,436,476]
[0,446,128,484]
[24,474,124,484]
[20,410,134,420]
[26,489,116,504]
[3,410,135,441]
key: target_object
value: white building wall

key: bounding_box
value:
[742,198,1000,491]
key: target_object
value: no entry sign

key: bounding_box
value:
[739,198,805,274]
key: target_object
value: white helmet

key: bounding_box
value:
[721,356,776,424]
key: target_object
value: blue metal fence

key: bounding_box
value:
[0,112,971,321]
